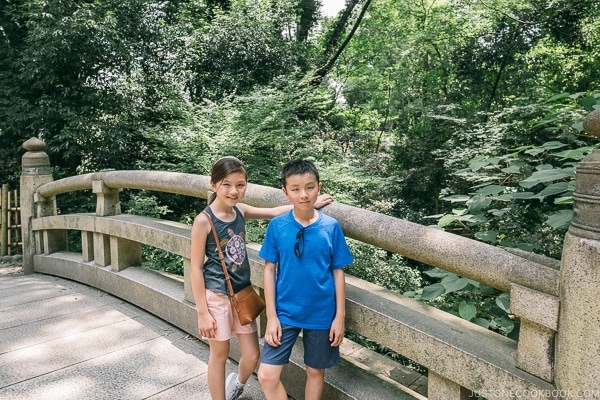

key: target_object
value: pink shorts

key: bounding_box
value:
[204,289,257,341]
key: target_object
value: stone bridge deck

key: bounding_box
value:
[0,266,267,400]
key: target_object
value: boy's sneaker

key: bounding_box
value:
[225,372,245,400]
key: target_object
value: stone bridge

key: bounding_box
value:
[13,109,600,399]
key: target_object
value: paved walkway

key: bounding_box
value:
[0,265,266,400]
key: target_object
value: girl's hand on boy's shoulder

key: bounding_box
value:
[315,194,334,209]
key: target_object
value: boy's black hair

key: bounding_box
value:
[281,159,320,188]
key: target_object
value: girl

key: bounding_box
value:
[190,156,332,400]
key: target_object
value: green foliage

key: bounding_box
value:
[124,192,183,274]
[345,329,427,374]
[345,239,423,294]
[430,93,599,258]
[330,0,600,226]
[141,247,184,276]
[405,268,519,339]
[0,0,209,181]
[186,0,307,101]
[318,156,394,207]
[409,92,598,333]
[189,79,348,186]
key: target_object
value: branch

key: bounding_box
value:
[309,0,372,86]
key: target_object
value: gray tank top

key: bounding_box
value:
[202,206,251,295]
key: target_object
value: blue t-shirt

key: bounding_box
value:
[259,210,354,330]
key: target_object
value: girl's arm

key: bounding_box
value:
[263,260,282,347]
[238,194,334,220]
[190,213,217,338]
[329,268,346,347]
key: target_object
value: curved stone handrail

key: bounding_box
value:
[325,202,559,296]
[35,170,559,296]
[36,170,211,199]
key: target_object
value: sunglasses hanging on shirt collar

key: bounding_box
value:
[294,227,305,258]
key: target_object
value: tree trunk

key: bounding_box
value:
[297,0,319,42]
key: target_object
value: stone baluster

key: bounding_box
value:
[92,180,117,267]
[554,108,600,395]
[428,372,471,400]
[92,178,140,271]
[510,283,559,381]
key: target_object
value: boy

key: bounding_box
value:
[257,159,354,400]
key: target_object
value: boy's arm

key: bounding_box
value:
[237,194,334,220]
[329,268,346,347]
[263,260,282,347]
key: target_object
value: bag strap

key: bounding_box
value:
[202,210,236,297]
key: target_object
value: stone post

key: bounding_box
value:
[555,108,600,395]
[20,137,54,274]
[1,184,7,256]
[427,371,470,400]
[511,283,559,382]
[92,179,121,267]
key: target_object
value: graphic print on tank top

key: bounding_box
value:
[218,228,246,271]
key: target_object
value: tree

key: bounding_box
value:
[0,0,208,182]
[185,1,305,101]
[324,0,600,220]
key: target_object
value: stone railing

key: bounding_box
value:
[19,109,600,399]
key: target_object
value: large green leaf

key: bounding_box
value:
[421,283,446,301]
[495,293,510,313]
[571,121,584,132]
[490,194,514,202]
[554,196,573,205]
[487,207,511,216]
[519,168,574,188]
[469,160,493,171]
[424,268,451,278]
[467,195,492,213]
[582,95,598,111]
[501,165,522,174]
[510,191,536,199]
[442,195,470,203]
[438,213,481,227]
[473,318,490,329]
[524,141,567,156]
[546,209,573,229]
[536,182,571,199]
[459,301,477,321]
[475,185,506,196]
[552,146,595,161]
[441,275,471,293]
[498,315,515,334]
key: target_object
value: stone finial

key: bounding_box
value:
[22,137,51,175]
[583,108,600,137]
[22,137,47,152]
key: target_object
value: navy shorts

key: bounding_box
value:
[260,324,340,369]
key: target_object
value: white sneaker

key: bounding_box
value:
[225,372,245,400]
